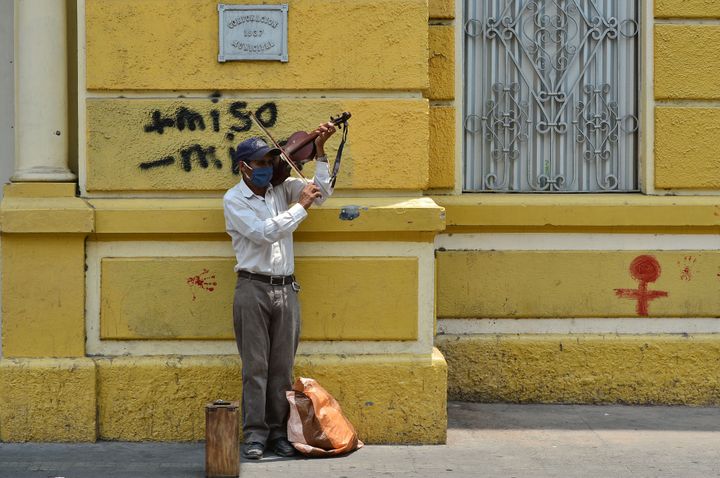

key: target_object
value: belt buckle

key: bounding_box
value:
[269,275,285,286]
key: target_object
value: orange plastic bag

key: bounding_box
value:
[286,377,364,457]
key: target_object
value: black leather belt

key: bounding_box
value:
[237,270,295,286]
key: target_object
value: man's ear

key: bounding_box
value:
[239,161,251,178]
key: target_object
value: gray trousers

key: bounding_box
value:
[233,275,301,445]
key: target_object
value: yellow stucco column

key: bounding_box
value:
[0,183,93,358]
[11,0,75,182]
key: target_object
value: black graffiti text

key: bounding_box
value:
[139,145,222,172]
[180,145,221,172]
[139,101,279,173]
[229,101,278,132]
[175,107,206,131]
[143,110,175,135]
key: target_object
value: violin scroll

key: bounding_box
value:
[269,111,351,186]
[330,112,351,128]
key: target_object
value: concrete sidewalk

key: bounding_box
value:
[2,402,720,478]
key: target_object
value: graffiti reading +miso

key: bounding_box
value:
[139,101,278,173]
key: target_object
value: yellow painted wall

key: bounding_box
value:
[88,197,445,235]
[86,0,428,91]
[434,195,720,231]
[428,106,455,189]
[438,251,720,318]
[427,25,455,101]
[1,234,87,357]
[0,351,448,443]
[95,351,446,443]
[656,0,720,19]
[438,334,720,405]
[655,107,720,189]
[0,358,97,442]
[294,257,418,340]
[100,258,235,340]
[429,0,454,19]
[655,25,720,100]
[100,256,418,341]
[96,355,243,441]
[1,183,93,233]
[9,0,720,448]
[86,98,429,192]
[653,5,720,191]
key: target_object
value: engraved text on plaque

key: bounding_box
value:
[218,4,289,62]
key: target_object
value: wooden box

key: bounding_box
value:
[205,400,240,478]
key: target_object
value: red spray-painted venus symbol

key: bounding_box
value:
[614,255,668,317]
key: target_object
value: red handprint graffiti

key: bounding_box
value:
[677,255,697,282]
[186,269,217,301]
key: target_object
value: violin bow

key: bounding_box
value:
[249,111,310,185]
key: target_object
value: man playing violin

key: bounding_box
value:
[223,122,336,460]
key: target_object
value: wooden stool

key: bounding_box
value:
[205,400,240,478]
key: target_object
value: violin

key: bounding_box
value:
[282,112,351,164]
[249,112,351,186]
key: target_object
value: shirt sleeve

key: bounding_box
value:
[285,160,334,206]
[224,194,308,245]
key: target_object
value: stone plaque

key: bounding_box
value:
[218,4,288,62]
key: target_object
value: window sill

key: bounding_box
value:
[432,194,720,232]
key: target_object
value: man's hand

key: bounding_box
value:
[313,122,336,158]
[298,183,322,210]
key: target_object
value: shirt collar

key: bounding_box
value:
[239,178,273,199]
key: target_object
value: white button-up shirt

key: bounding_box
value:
[223,161,333,276]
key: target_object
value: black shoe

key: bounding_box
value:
[242,441,264,460]
[269,437,296,457]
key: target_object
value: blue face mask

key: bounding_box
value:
[246,165,273,188]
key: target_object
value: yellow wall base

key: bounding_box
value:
[96,355,243,441]
[1,350,446,443]
[96,350,446,443]
[437,334,720,405]
[0,358,97,442]
[294,348,447,444]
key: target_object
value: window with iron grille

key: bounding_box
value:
[463,0,640,192]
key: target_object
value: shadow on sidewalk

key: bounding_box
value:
[448,401,720,432]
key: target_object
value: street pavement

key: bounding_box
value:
[2,401,720,478]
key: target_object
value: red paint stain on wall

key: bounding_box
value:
[614,255,668,317]
[186,268,217,301]
[677,255,696,282]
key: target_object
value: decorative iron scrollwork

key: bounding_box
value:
[464,0,639,192]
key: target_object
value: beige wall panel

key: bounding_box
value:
[655,107,720,189]
[100,256,418,341]
[86,0,428,91]
[437,251,720,318]
[86,98,429,192]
